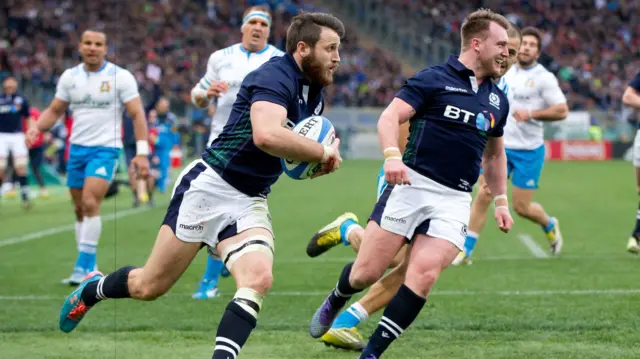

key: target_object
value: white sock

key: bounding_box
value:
[79,216,101,253]
[347,301,369,322]
[75,221,84,251]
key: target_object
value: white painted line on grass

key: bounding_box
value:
[518,233,550,258]
[0,207,153,248]
[3,288,640,301]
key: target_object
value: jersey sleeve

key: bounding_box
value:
[197,51,221,91]
[489,93,510,137]
[539,72,567,106]
[54,70,72,102]
[117,69,140,104]
[629,72,640,91]
[395,69,437,113]
[248,68,293,109]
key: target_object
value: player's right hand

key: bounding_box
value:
[312,138,342,179]
[384,157,411,185]
[494,206,514,233]
[207,81,229,98]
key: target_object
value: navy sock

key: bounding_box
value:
[328,262,361,309]
[212,301,258,359]
[82,266,136,306]
[17,175,28,202]
[361,284,426,358]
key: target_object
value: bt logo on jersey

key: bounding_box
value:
[443,105,475,123]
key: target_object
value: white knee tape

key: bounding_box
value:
[221,235,274,271]
[13,156,28,168]
[233,287,264,319]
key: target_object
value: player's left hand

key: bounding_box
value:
[130,155,150,179]
[312,138,342,179]
[513,109,532,122]
[494,206,514,233]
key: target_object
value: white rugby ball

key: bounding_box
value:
[281,116,335,180]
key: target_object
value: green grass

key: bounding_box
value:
[1,160,639,358]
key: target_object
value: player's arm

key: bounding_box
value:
[514,74,568,122]
[35,98,68,132]
[623,87,640,109]
[483,136,507,202]
[623,73,640,109]
[34,71,72,134]
[191,52,228,108]
[483,136,512,232]
[378,98,415,156]
[397,121,410,154]
[251,101,334,163]
[124,97,149,150]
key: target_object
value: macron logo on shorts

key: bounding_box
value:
[384,215,407,225]
[179,223,204,233]
[95,167,107,176]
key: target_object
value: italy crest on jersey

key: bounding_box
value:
[100,81,111,93]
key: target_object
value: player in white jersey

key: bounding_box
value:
[455,26,568,265]
[27,30,150,285]
[189,5,285,300]
[622,71,640,253]
[192,5,285,145]
[304,22,523,351]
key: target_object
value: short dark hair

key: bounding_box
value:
[460,9,510,50]
[521,27,543,51]
[285,12,345,54]
[507,22,522,42]
[82,29,108,43]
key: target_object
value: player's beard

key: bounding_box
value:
[482,55,501,79]
[302,51,332,86]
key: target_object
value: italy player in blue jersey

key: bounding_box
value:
[58,12,345,359]
[309,9,514,358]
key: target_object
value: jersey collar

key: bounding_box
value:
[446,55,475,76]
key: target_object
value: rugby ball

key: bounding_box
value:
[281,116,335,180]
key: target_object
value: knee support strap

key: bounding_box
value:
[220,234,274,271]
[232,287,264,320]
[13,156,28,168]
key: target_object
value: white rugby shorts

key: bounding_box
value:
[633,130,640,168]
[0,132,28,159]
[162,159,274,252]
[369,167,471,250]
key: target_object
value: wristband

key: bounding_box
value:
[136,140,150,156]
[528,108,533,120]
[383,147,400,155]
[493,194,508,207]
[384,156,402,163]
[321,145,335,163]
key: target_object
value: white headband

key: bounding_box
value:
[242,11,271,28]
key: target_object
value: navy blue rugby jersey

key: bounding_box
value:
[202,53,325,197]
[398,55,510,192]
[0,92,30,133]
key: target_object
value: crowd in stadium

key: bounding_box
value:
[2,0,639,112]
[386,0,640,113]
